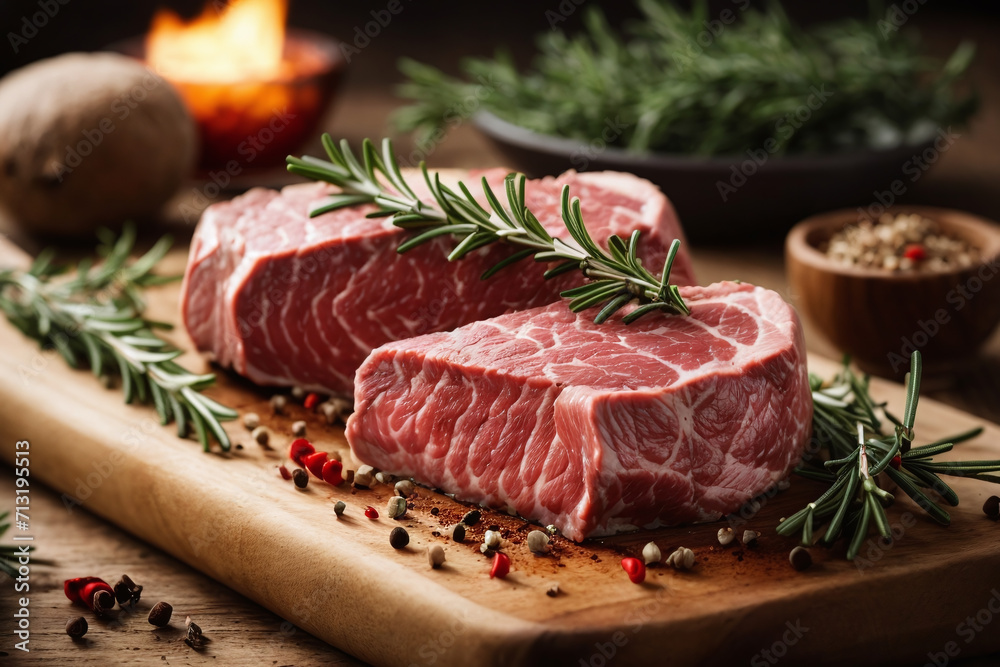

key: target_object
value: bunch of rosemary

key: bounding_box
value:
[0,226,236,451]
[782,352,1000,559]
[395,0,976,156]
[287,136,689,323]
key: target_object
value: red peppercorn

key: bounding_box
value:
[364,506,379,519]
[903,243,927,262]
[490,552,511,579]
[278,465,292,480]
[621,557,646,584]
[890,454,902,470]
[288,438,315,465]
[304,392,320,410]
[64,577,104,604]
[70,577,115,610]
[302,451,329,478]
[322,459,344,486]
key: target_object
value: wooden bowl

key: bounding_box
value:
[786,206,1000,381]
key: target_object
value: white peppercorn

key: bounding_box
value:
[641,541,661,565]
[319,397,353,425]
[483,530,502,550]
[319,401,337,424]
[395,480,415,497]
[717,527,735,546]
[527,530,550,555]
[291,420,306,437]
[428,545,446,569]
[354,465,375,488]
[666,547,695,570]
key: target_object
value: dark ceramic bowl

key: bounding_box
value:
[473,111,938,244]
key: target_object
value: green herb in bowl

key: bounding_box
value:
[394,0,977,157]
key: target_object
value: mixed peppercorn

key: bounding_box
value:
[63,573,198,648]
[248,386,818,593]
[825,213,979,272]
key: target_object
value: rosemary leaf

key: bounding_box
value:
[0,225,236,451]
[287,136,689,324]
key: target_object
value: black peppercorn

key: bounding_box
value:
[113,574,143,607]
[984,495,1000,520]
[789,546,812,571]
[292,468,308,490]
[66,616,88,639]
[148,601,173,627]
[390,527,410,549]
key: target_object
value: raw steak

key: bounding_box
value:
[346,282,812,541]
[181,169,695,395]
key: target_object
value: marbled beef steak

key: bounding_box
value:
[181,169,695,395]
[346,282,812,541]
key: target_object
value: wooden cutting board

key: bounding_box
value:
[1,238,999,667]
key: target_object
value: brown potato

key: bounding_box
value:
[0,52,196,237]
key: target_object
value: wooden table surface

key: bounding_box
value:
[3,12,1000,665]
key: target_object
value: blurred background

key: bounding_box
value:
[1,0,998,233]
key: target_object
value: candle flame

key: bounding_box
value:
[147,0,289,83]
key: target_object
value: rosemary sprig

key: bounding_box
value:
[0,225,237,451]
[286,136,689,323]
[779,351,1000,559]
